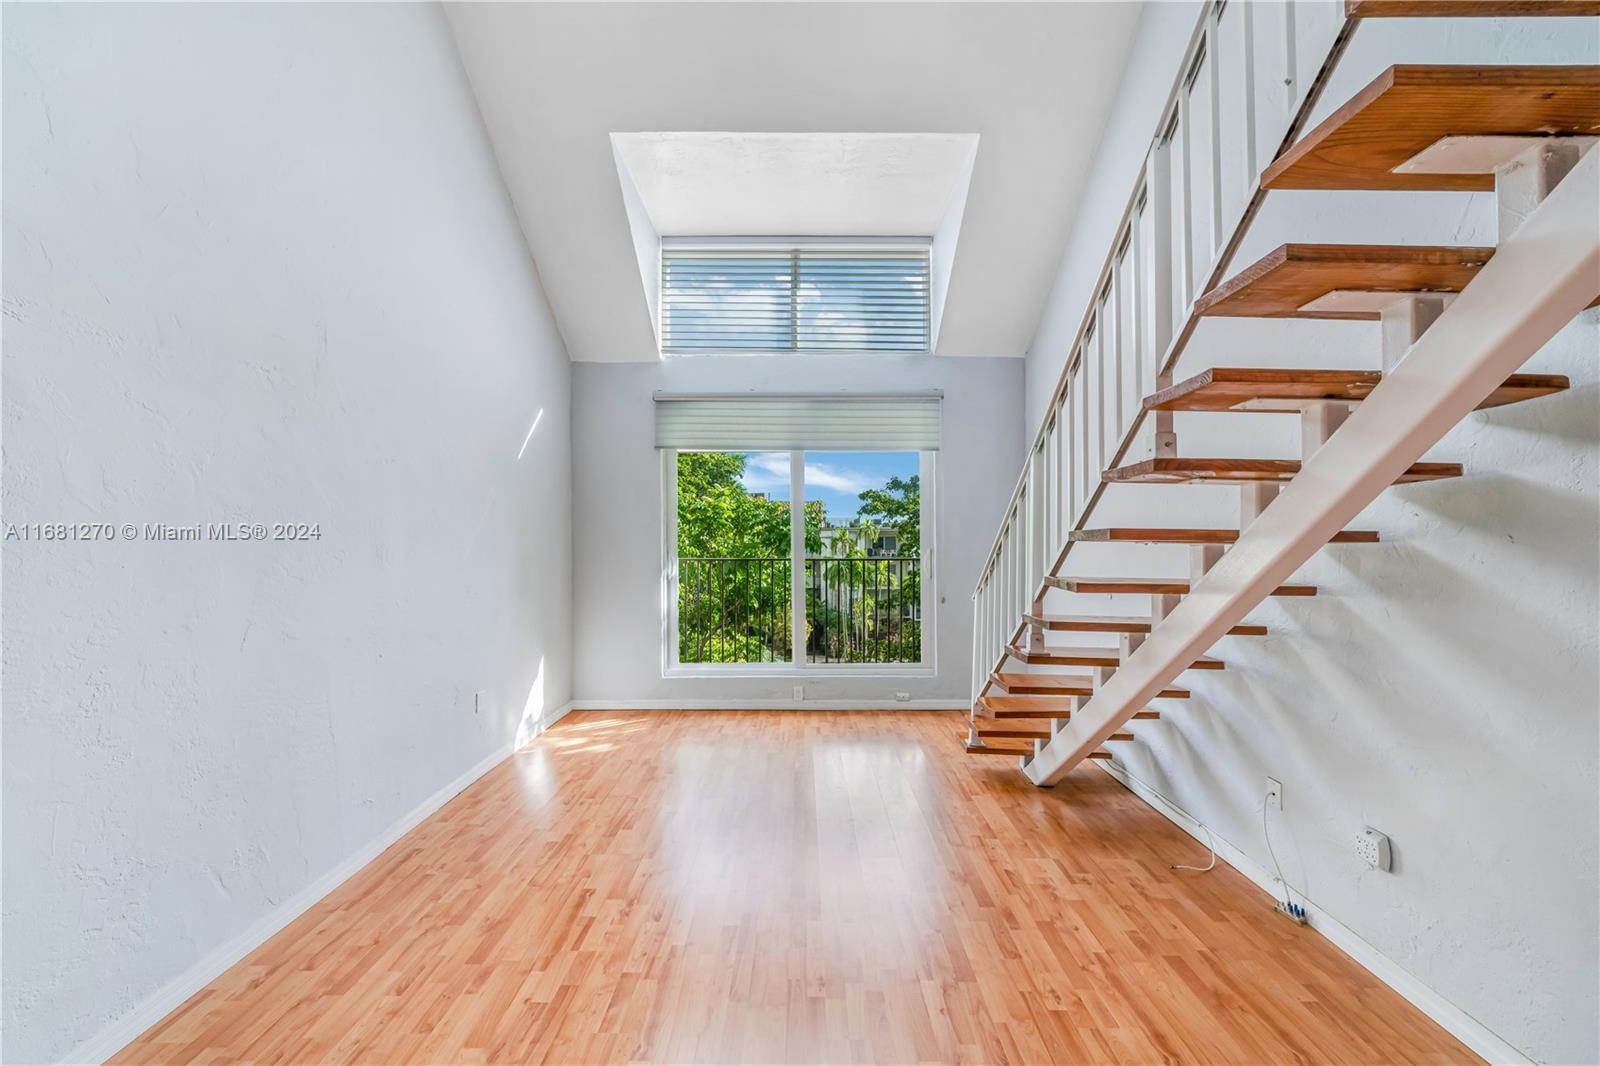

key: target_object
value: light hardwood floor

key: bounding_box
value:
[114,711,1477,1064]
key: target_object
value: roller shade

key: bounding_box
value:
[654,394,941,451]
[660,247,932,354]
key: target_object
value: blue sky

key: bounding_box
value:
[737,451,918,524]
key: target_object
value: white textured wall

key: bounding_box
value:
[571,356,1023,706]
[1,4,573,1061]
[1023,9,1598,1063]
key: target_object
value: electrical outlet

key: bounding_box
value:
[895,691,911,702]
[1357,827,1392,871]
[793,684,804,701]
[1266,777,1283,811]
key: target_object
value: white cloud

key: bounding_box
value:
[748,453,791,477]
[739,452,791,493]
[734,454,876,497]
[802,461,874,494]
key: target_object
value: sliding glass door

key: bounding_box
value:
[802,451,921,665]
[667,448,931,672]
[674,451,793,665]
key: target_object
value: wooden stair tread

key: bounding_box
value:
[1347,2,1600,19]
[962,736,1034,757]
[1107,732,1135,742]
[1047,575,1317,597]
[972,716,1053,741]
[1008,643,1225,669]
[990,671,1096,696]
[1071,526,1379,544]
[991,672,1190,699]
[1103,457,1463,484]
[1145,367,1570,412]
[1262,65,1600,192]
[977,695,1168,720]
[1193,244,1493,320]
[1025,613,1268,637]
[1007,643,1119,667]
[977,695,1076,719]
[1086,751,1115,761]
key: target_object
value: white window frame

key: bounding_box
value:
[659,236,934,358]
[661,448,936,678]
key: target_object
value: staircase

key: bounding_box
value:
[965,1,1600,778]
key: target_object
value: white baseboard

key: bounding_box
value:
[541,700,576,730]
[564,698,966,711]
[1096,760,1533,1066]
[64,734,528,1065]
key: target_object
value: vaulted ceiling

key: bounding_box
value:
[447,2,1144,362]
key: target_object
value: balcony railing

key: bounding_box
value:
[678,557,792,664]
[678,556,921,665]
[806,557,921,665]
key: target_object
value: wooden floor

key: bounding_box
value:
[115,711,1477,1065]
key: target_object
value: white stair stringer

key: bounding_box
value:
[1025,146,1600,788]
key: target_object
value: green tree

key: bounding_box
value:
[674,452,823,664]
[855,475,920,555]
[676,452,823,558]
[676,451,788,558]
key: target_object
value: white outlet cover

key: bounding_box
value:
[793,685,804,701]
[1266,777,1283,810]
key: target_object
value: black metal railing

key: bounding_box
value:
[806,557,921,664]
[677,557,793,664]
[677,556,922,665]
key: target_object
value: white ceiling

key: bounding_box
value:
[612,132,979,236]
[447,2,1144,362]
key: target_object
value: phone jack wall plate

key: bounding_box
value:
[1357,827,1392,871]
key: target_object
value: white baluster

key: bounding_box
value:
[1239,0,1258,188]
[1054,394,1068,542]
[1148,141,1174,360]
[1131,203,1146,422]
[1110,263,1125,445]
[1177,66,1196,305]
[1282,0,1298,116]
[1206,5,1224,258]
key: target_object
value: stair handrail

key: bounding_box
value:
[1025,144,1600,781]
[970,0,1359,711]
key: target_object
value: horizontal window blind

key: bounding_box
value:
[661,247,931,354]
[655,395,941,451]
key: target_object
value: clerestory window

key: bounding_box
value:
[660,240,932,355]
